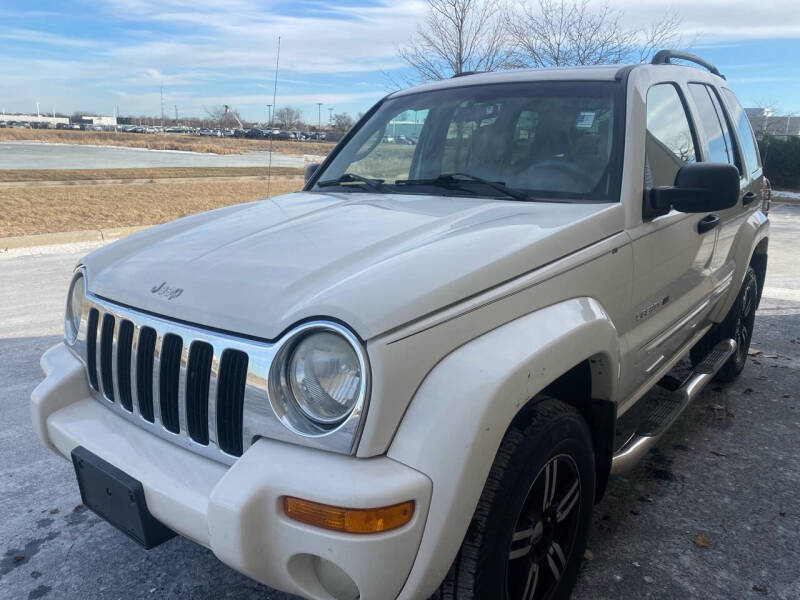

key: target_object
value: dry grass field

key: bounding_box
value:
[0,166,302,183]
[0,128,334,156]
[0,168,305,237]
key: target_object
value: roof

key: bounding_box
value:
[388,51,727,98]
[388,64,635,98]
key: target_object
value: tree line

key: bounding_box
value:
[398,0,684,82]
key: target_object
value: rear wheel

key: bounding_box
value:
[691,266,759,383]
[434,397,595,600]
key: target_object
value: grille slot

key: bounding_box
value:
[86,308,100,391]
[117,320,134,411]
[159,334,183,434]
[186,342,213,445]
[99,313,115,401]
[136,327,157,422]
[216,349,249,456]
[77,295,307,465]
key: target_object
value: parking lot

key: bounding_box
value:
[0,204,798,600]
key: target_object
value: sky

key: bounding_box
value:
[1,0,800,124]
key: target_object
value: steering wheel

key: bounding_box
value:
[522,159,595,190]
[352,128,385,161]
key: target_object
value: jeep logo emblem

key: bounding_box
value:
[150,281,183,300]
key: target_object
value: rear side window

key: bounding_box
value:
[645,83,697,188]
[722,88,761,176]
[689,83,736,166]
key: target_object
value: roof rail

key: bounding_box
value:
[651,50,725,80]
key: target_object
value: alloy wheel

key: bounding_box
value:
[506,454,582,600]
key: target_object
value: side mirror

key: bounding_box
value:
[304,163,320,183]
[649,163,740,215]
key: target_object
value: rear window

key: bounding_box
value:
[722,88,761,176]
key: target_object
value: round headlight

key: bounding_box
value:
[286,331,362,425]
[65,272,85,345]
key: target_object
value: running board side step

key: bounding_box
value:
[610,339,736,476]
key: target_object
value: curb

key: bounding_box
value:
[772,193,800,205]
[1,225,150,250]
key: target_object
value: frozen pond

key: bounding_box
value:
[0,142,306,170]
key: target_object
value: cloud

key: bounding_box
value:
[3,0,800,118]
[0,27,104,48]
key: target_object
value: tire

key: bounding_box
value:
[433,397,595,600]
[690,266,759,383]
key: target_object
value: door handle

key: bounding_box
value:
[742,191,758,206]
[697,213,720,234]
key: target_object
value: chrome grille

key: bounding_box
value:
[72,289,369,463]
[78,295,273,465]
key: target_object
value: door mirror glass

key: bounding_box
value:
[650,162,740,213]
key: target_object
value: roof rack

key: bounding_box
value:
[651,50,725,80]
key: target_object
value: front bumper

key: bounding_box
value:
[31,343,432,600]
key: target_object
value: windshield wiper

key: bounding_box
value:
[317,173,384,192]
[395,172,544,202]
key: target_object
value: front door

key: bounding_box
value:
[622,82,717,405]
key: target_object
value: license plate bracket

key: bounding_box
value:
[71,446,175,549]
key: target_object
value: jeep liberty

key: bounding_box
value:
[32,50,769,600]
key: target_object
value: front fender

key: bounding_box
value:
[389,297,619,600]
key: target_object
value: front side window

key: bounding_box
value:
[645,83,697,188]
[314,81,623,202]
[722,88,762,176]
[689,83,735,166]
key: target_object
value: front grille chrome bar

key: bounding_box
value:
[71,290,368,465]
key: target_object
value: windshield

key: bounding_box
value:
[312,80,623,202]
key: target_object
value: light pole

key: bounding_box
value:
[317,102,322,131]
[328,107,333,128]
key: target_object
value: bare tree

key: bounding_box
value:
[505,0,683,68]
[273,106,304,129]
[203,105,242,127]
[398,0,511,82]
[332,113,355,131]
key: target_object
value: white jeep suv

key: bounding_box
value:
[32,50,769,600]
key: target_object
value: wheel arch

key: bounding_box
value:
[750,236,768,309]
[538,359,616,504]
[389,297,620,600]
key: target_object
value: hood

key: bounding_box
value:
[83,192,622,340]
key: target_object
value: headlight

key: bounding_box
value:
[287,331,362,424]
[268,323,369,438]
[65,272,85,345]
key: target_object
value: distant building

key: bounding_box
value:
[746,107,800,138]
[77,115,118,127]
[0,113,69,127]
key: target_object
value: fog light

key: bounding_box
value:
[284,497,414,534]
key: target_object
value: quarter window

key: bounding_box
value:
[645,84,697,188]
[689,83,735,166]
[722,88,761,176]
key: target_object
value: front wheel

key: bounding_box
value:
[434,397,595,600]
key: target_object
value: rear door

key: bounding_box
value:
[686,82,745,290]
[716,88,765,279]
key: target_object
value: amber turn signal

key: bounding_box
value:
[284,497,414,534]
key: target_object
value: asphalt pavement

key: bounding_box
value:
[1,205,798,600]
[0,142,307,170]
